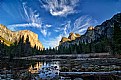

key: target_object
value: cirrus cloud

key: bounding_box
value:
[42,35,62,48]
[7,2,51,37]
[54,15,97,36]
[39,0,79,16]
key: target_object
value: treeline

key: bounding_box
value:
[0,35,110,57]
[57,38,109,54]
[111,21,121,54]
[39,37,109,54]
[41,47,58,55]
[0,18,121,57]
[0,35,41,58]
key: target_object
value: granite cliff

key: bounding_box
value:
[0,24,44,50]
[59,33,81,45]
[59,13,121,47]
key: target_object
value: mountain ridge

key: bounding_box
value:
[59,13,121,48]
[0,24,44,50]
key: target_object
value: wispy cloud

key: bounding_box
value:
[43,35,62,48]
[8,23,42,31]
[41,24,52,37]
[22,2,42,24]
[55,15,97,36]
[41,29,47,37]
[7,2,51,37]
[72,15,97,34]
[45,24,52,28]
[39,0,79,16]
[54,21,71,36]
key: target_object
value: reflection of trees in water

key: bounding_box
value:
[0,59,38,79]
[28,62,42,74]
[0,59,31,69]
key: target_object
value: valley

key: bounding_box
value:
[0,9,121,80]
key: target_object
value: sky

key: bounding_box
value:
[0,0,121,48]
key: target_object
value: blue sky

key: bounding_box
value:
[0,0,121,48]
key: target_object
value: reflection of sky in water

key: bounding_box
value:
[28,61,60,79]
[39,61,60,79]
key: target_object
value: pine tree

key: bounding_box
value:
[17,36,24,57]
[25,35,31,56]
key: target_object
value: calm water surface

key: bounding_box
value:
[0,59,69,79]
[0,59,121,80]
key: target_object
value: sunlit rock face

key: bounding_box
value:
[68,32,81,40]
[0,24,44,50]
[87,26,94,31]
[59,37,71,45]
[59,32,81,45]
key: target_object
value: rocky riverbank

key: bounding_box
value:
[59,58,121,72]
[14,53,111,60]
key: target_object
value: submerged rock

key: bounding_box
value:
[38,64,59,79]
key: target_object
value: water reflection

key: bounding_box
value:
[0,59,121,80]
[0,59,32,79]
[38,61,60,79]
[28,62,42,74]
[28,61,60,79]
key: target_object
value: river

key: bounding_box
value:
[0,58,121,80]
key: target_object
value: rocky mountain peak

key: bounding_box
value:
[87,26,95,31]
[59,32,81,45]
[0,24,6,29]
[59,37,70,45]
[0,24,44,50]
[68,32,81,40]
